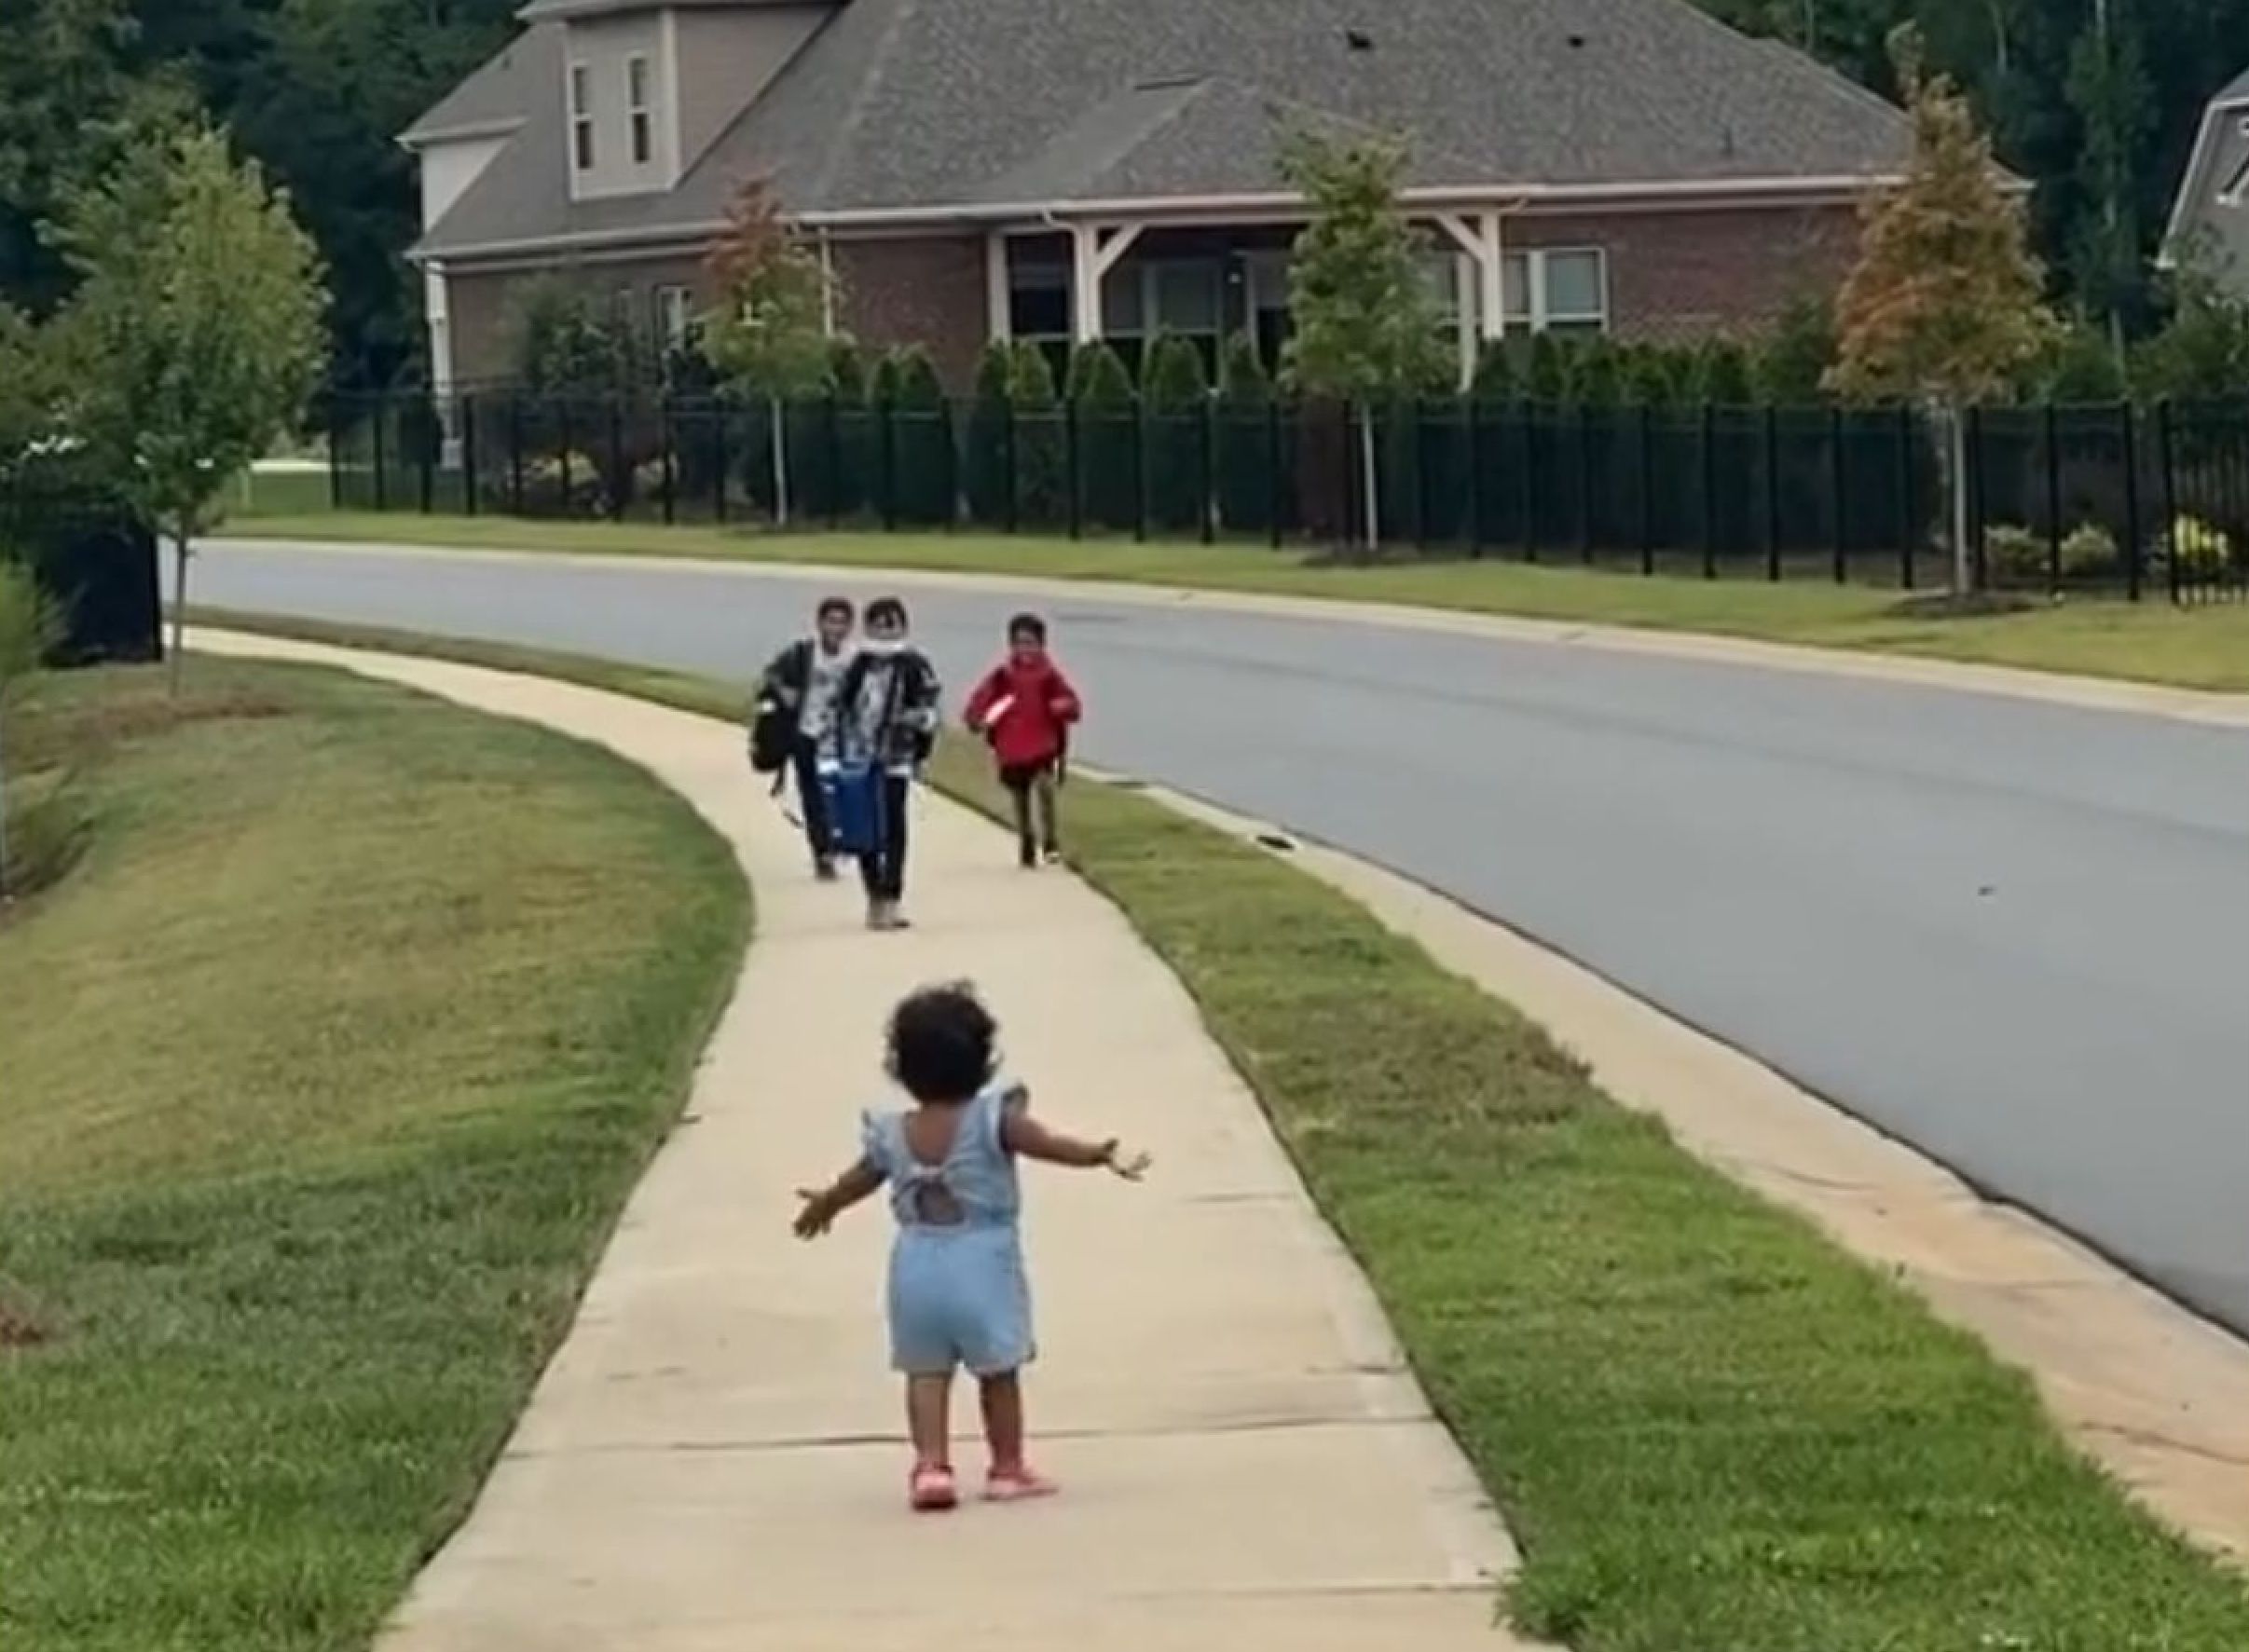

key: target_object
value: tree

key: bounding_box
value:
[0,559,59,901]
[1144,332,1210,532]
[1697,338,1757,403]
[2064,0,2154,350]
[505,277,646,397]
[704,177,832,528]
[1279,131,1446,551]
[1757,294,1841,403]
[887,347,954,526]
[0,307,60,471]
[1068,340,1138,530]
[1526,332,1575,402]
[964,339,1014,526]
[53,122,324,690]
[1470,339,1519,403]
[1829,26,2054,588]
[1215,330,1275,535]
[1008,342,1066,526]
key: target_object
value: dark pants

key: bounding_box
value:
[858,774,911,901]
[791,737,830,866]
[1001,760,1060,856]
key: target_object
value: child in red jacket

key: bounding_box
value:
[965,614,1083,868]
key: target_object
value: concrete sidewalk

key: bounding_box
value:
[201,634,1534,1651]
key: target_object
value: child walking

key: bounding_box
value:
[964,613,1083,868]
[792,983,1147,1512]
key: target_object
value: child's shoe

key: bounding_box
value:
[984,1464,1060,1503]
[909,1463,958,1512]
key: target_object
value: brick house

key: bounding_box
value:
[404,0,1911,395]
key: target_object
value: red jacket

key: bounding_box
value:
[965,655,1082,769]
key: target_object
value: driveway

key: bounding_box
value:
[191,539,2249,1338]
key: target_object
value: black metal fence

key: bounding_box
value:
[0,476,163,665]
[326,390,2249,603]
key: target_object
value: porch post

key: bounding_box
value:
[1479,211,1505,342]
[986,230,1012,346]
[1072,224,1146,346]
[1072,225,1100,345]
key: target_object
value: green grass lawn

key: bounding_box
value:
[195,611,2249,1651]
[0,659,746,1651]
[226,509,2249,694]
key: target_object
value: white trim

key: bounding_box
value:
[1070,225,1099,343]
[985,231,1011,343]
[567,61,595,176]
[1503,245,1611,334]
[818,228,836,334]
[1091,223,1145,280]
[1481,211,1506,342]
[2161,99,2249,262]
[659,10,683,188]
[625,52,654,169]
[415,172,1906,266]
[399,116,525,151]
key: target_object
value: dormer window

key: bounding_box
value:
[570,63,595,171]
[628,55,653,167]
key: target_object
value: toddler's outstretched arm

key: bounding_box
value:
[1000,1094,1149,1180]
[794,1156,885,1238]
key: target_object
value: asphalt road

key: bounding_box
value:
[191,540,2249,1336]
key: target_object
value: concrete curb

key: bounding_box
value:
[1108,769,2249,1566]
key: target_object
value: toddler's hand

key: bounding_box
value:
[792,1189,837,1239]
[1103,1142,1152,1182]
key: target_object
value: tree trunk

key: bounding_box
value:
[1358,403,1380,555]
[770,396,791,528]
[0,693,12,900]
[1945,403,1972,594]
[171,534,191,696]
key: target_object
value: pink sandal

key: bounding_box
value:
[909,1463,958,1513]
[984,1465,1060,1503]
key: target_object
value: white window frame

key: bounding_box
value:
[1502,246,1611,334]
[2220,117,2249,207]
[569,63,595,172]
[626,54,653,168]
[1008,254,1073,343]
[652,285,694,353]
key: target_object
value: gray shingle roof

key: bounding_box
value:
[415,0,1911,259]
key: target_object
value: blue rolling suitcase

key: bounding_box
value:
[822,762,885,857]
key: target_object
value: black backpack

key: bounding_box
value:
[748,641,810,775]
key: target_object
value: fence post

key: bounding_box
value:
[462,393,480,519]
[1639,402,1657,576]
[1133,396,1148,543]
[508,394,526,515]
[1830,405,1847,584]
[1965,404,1987,591]
[418,398,436,514]
[2120,402,2143,602]
[372,396,390,512]
[880,397,898,532]
[1005,398,1020,534]
[1201,391,1217,546]
[2043,402,2063,594]
[1699,402,1718,580]
[1575,404,1596,564]
[558,401,574,518]
[1896,403,1915,591]
[1762,404,1782,582]
[1267,398,1284,549]
[1065,398,1082,540]
[827,394,843,530]
[327,399,344,509]
[1466,397,1485,559]
[608,399,626,522]
[2159,399,2181,604]
[713,403,730,524]
[658,396,676,526]
[1522,405,1541,563]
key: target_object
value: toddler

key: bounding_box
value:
[793,983,1147,1511]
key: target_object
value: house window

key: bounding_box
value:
[1008,252,1071,341]
[627,55,653,168]
[1104,257,1223,340]
[569,64,595,172]
[1502,248,1609,335]
[653,285,695,352]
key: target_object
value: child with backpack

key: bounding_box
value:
[824,596,940,931]
[964,614,1083,868]
[792,982,1148,1512]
